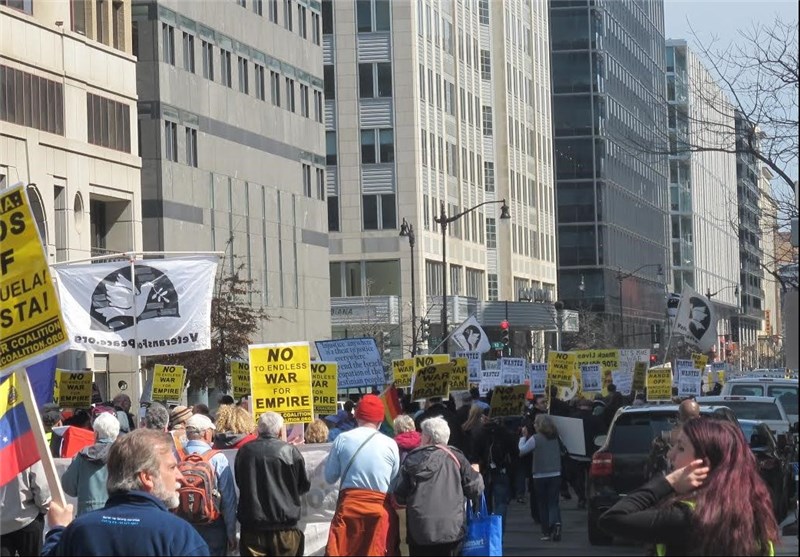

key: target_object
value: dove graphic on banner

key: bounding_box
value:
[673,285,717,352]
[451,315,491,353]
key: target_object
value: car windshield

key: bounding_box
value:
[608,412,677,454]
[767,387,798,416]
[706,401,783,421]
[730,385,764,397]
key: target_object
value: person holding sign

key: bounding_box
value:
[324,394,401,557]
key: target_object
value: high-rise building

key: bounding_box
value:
[1,0,142,400]
[324,0,557,357]
[131,0,330,387]
[665,40,739,358]
[550,0,670,349]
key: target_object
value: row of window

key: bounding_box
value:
[326,193,395,233]
[163,121,198,167]
[87,93,131,153]
[302,163,325,201]
[420,131,485,189]
[0,64,64,136]
[325,129,394,166]
[424,259,488,300]
[235,0,321,45]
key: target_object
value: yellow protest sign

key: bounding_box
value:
[692,353,708,371]
[489,385,529,418]
[412,362,452,402]
[646,366,673,402]
[55,369,93,407]
[249,342,313,424]
[414,354,450,372]
[449,357,468,391]
[311,361,338,416]
[575,348,620,392]
[0,185,68,374]
[152,364,185,400]
[632,361,648,392]
[392,358,415,388]
[547,351,577,388]
[230,360,251,398]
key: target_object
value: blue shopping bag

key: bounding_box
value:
[461,495,503,556]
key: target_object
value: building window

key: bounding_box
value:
[326,131,337,166]
[201,40,214,80]
[86,93,131,152]
[478,0,489,25]
[285,78,295,112]
[484,161,494,192]
[185,127,197,167]
[358,62,392,98]
[270,70,281,106]
[311,11,321,44]
[298,4,307,38]
[425,260,443,296]
[356,0,390,33]
[323,64,335,99]
[182,32,195,73]
[236,0,246,7]
[322,0,333,34]
[162,23,175,65]
[487,273,498,301]
[466,268,484,300]
[316,168,325,200]
[486,217,496,248]
[1,0,33,14]
[0,65,65,136]
[299,83,309,116]
[421,131,427,166]
[255,64,266,100]
[252,0,262,15]
[302,163,312,197]
[480,49,491,80]
[284,0,293,30]
[482,106,493,136]
[164,121,178,162]
[362,194,396,230]
[360,128,394,164]
[268,0,278,22]
[314,90,324,122]
[220,49,232,87]
[238,57,249,94]
[328,197,339,231]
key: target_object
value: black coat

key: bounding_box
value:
[233,434,311,530]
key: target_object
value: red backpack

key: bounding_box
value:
[174,450,221,524]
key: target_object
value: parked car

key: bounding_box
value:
[738,419,793,521]
[721,377,798,424]
[586,404,726,545]
[696,395,791,435]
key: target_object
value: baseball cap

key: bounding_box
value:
[185,414,216,432]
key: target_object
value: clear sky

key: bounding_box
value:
[664,1,798,49]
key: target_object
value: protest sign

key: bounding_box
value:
[500,357,526,385]
[0,185,68,375]
[619,349,651,373]
[311,362,338,416]
[647,367,673,401]
[230,360,251,398]
[676,359,702,398]
[581,364,602,393]
[314,338,384,388]
[391,358,415,388]
[250,342,313,424]
[413,354,450,372]
[692,353,709,371]
[611,370,633,395]
[632,361,648,392]
[456,351,482,383]
[412,362,452,401]
[55,369,92,407]
[489,385,529,418]
[449,357,469,391]
[575,349,620,389]
[479,369,501,397]
[711,361,726,385]
[547,351,576,388]
[151,364,185,400]
[529,363,547,394]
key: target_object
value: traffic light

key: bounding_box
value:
[650,323,661,345]
[500,320,510,349]
[380,331,391,357]
[650,353,657,366]
[420,319,431,342]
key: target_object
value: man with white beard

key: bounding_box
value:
[42,429,209,556]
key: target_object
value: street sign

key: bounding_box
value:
[491,342,504,349]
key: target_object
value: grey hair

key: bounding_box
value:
[257,411,284,436]
[420,416,451,445]
[144,402,170,431]
[107,429,173,493]
[93,412,121,441]
[393,414,416,434]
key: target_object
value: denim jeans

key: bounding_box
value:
[533,475,562,535]
[486,470,511,532]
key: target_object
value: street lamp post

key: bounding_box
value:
[434,199,510,353]
[616,263,664,348]
[554,300,564,351]
[399,219,417,356]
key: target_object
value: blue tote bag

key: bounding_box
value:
[461,495,503,556]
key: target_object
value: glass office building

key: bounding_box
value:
[550,0,670,348]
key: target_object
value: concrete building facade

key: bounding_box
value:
[1,0,142,401]
[131,0,331,377]
[324,0,557,358]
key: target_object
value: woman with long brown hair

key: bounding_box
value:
[599,417,779,555]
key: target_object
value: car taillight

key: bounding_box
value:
[590,451,613,477]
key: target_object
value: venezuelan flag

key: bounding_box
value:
[380,385,402,435]
[0,373,39,487]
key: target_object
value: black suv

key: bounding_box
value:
[586,404,725,545]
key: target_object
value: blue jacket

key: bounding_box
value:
[41,491,209,556]
[61,440,113,516]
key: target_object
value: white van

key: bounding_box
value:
[721,377,798,424]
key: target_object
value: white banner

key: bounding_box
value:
[451,315,491,353]
[673,285,717,352]
[53,256,218,356]
[456,351,482,383]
